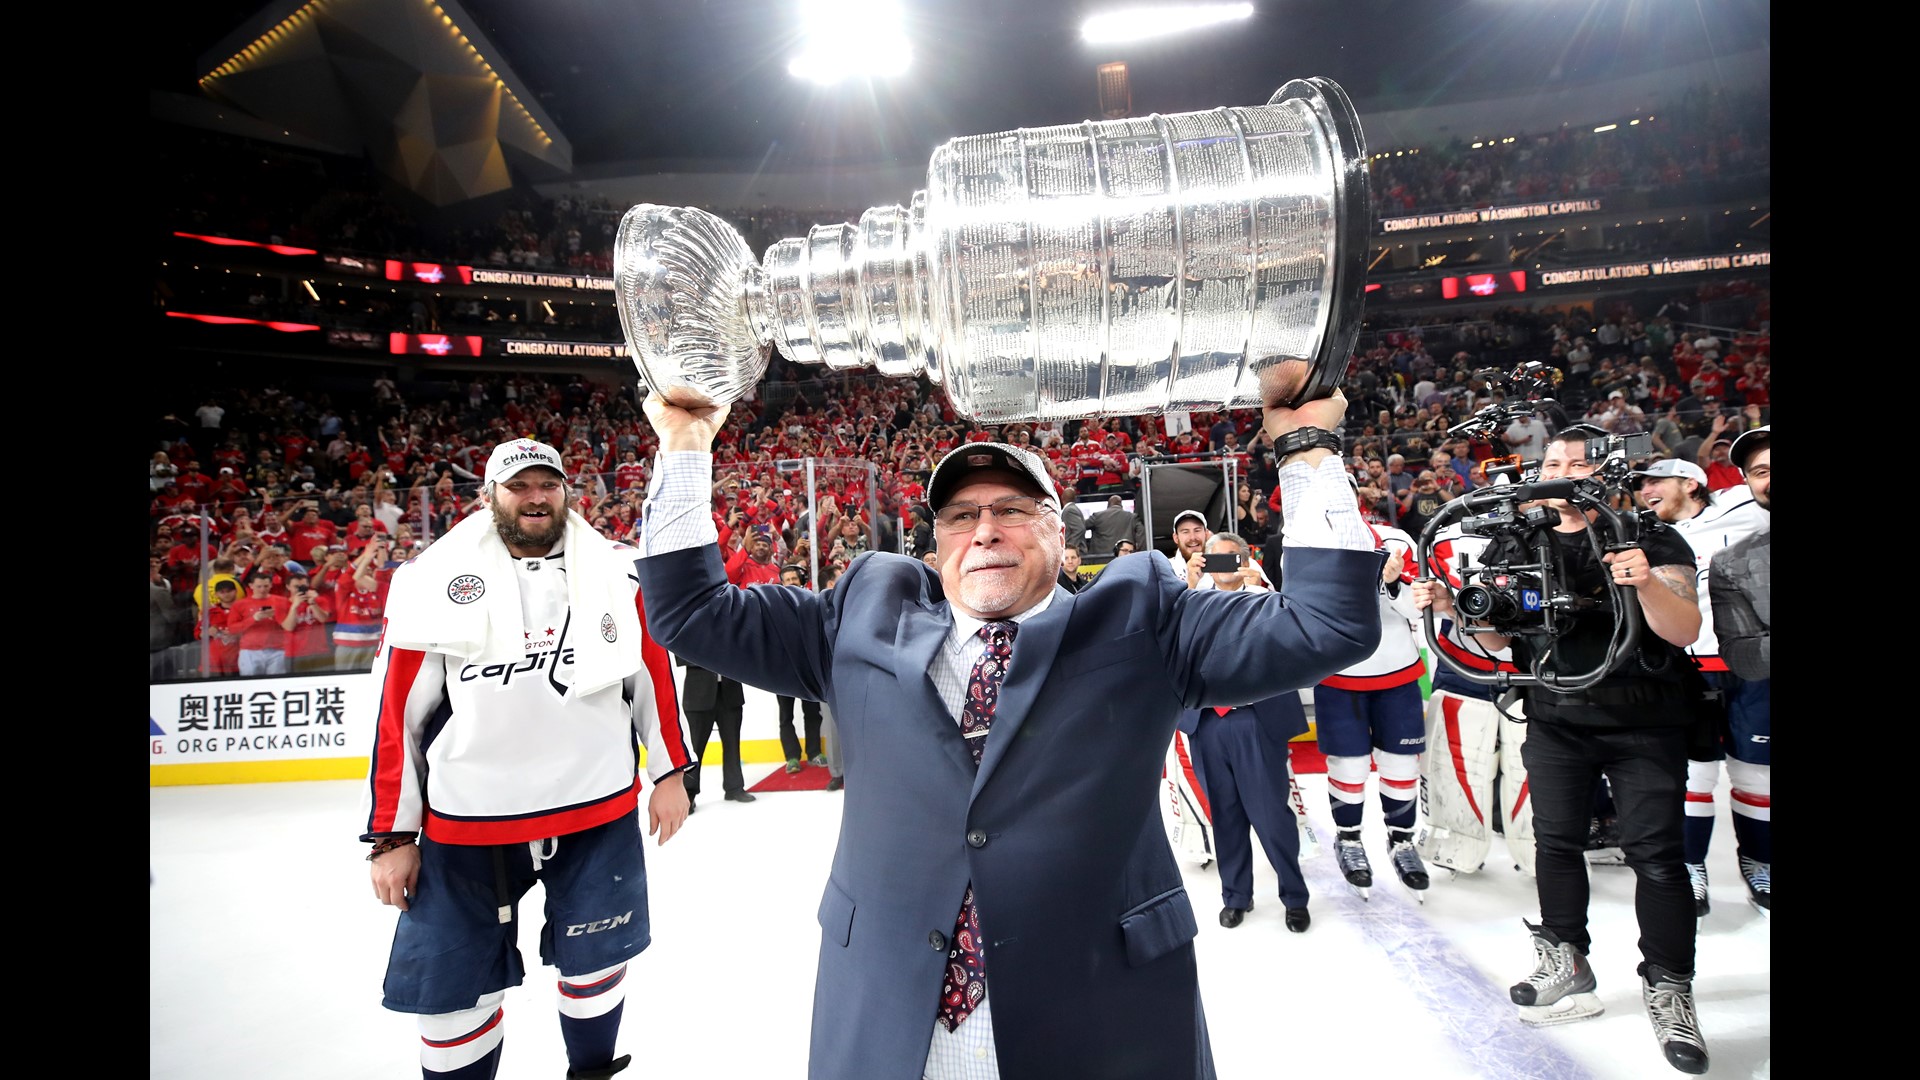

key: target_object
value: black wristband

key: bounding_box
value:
[1272,426,1343,458]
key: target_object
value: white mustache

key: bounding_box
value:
[962,553,1020,573]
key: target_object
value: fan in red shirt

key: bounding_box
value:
[287,505,339,565]
[1068,434,1107,494]
[1690,359,1726,400]
[739,485,785,531]
[1219,432,1252,476]
[208,468,251,512]
[252,544,305,596]
[613,451,648,492]
[382,443,411,476]
[1671,340,1702,387]
[343,445,374,483]
[227,569,293,676]
[280,569,335,673]
[151,482,196,522]
[310,545,357,597]
[253,508,289,550]
[331,545,391,670]
[725,528,783,588]
[174,467,213,506]
[279,430,312,467]
[1734,360,1769,408]
[1095,434,1128,488]
[197,578,244,675]
[212,442,247,473]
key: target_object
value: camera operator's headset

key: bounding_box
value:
[1414,424,1646,695]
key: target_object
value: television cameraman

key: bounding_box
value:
[1413,426,1710,1076]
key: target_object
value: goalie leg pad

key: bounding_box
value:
[1285,751,1321,859]
[1161,731,1218,866]
[1498,704,1539,877]
[1417,691,1499,873]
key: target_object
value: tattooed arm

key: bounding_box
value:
[1639,562,1703,650]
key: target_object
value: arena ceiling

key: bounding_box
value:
[151,0,1769,198]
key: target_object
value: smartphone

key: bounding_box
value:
[1203,552,1241,574]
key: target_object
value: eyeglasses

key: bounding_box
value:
[933,497,1055,532]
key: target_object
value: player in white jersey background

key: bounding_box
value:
[1313,510,1430,901]
[1630,457,1769,915]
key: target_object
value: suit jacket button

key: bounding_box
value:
[929,930,947,950]
[967,829,988,849]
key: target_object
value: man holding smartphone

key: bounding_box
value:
[227,567,292,676]
[1176,532,1314,932]
[1177,509,1274,591]
[282,570,335,674]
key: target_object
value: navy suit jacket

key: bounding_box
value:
[637,543,1381,1079]
[1177,695,1310,742]
[1178,690,1311,806]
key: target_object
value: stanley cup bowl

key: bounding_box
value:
[613,204,771,409]
[615,76,1369,422]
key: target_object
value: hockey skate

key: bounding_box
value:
[1583,814,1626,867]
[1511,920,1604,1026]
[1334,830,1372,900]
[567,1054,632,1080]
[1739,856,1770,916]
[1388,829,1429,901]
[1685,863,1709,918]
[1640,963,1709,1074]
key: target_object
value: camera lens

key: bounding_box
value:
[1456,585,1497,621]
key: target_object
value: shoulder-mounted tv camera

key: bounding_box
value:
[1415,363,1657,693]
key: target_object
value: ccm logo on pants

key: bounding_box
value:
[566,912,633,936]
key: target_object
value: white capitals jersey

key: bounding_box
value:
[360,549,691,845]
[1322,523,1425,690]
[1668,493,1769,671]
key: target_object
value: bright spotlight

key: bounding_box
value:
[789,0,912,84]
[1081,3,1255,45]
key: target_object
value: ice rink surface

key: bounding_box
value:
[151,770,1769,1079]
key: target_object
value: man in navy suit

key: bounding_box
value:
[1176,532,1314,934]
[635,390,1381,1080]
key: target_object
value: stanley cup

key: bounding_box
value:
[615,77,1370,423]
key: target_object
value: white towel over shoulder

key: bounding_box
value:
[381,509,643,698]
